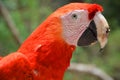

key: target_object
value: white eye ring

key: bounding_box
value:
[72,14,78,19]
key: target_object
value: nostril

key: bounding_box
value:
[106,28,110,33]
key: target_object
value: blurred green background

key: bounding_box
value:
[0,0,120,80]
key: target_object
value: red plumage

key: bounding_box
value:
[0,3,103,80]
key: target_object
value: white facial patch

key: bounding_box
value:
[61,10,91,46]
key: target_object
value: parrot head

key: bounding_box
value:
[18,3,110,55]
[52,3,110,49]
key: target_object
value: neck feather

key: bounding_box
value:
[17,16,76,79]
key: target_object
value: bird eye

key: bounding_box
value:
[72,14,77,19]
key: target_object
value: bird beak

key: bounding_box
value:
[77,12,110,49]
[94,12,110,49]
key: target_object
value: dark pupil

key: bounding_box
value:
[72,14,77,19]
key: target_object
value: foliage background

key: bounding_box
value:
[0,0,120,80]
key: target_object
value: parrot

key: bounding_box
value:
[0,3,110,80]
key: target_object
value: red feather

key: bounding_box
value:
[0,3,103,80]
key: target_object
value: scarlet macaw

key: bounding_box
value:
[0,3,110,80]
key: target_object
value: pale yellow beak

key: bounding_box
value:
[94,12,110,49]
